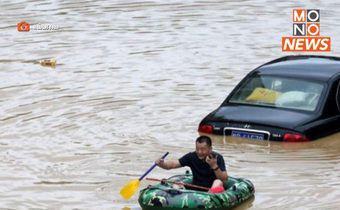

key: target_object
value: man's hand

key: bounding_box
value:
[205,154,218,169]
[155,159,182,170]
[155,158,166,168]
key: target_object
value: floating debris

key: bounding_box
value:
[39,58,56,68]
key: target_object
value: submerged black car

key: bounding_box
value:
[198,55,340,142]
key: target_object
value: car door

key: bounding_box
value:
[302,78,340,139]
[336,80,340,112]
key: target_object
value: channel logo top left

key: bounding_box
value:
[17,21,30,32]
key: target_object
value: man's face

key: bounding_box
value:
[195,142,212,160]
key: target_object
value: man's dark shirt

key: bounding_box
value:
[178,151,226,189]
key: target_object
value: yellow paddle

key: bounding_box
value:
[120,152,169,200]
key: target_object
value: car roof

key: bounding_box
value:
[255,55,340,82]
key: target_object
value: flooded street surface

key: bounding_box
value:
[0,0,340,209]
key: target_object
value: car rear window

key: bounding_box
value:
[228,75,324,111]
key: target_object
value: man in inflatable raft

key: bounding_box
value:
[155,136,227,193]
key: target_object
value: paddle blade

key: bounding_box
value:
[120,179,140,200]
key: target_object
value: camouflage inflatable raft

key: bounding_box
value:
[138,173,255,210]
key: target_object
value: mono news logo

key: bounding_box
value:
[282,9,331,52]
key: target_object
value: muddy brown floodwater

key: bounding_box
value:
[0,0,339,209]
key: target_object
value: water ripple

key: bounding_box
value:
[1,0,340,210]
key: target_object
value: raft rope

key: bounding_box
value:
[146,177,210,191]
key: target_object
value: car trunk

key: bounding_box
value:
[209,104,316,130]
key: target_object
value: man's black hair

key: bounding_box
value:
[196,136,212,147]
